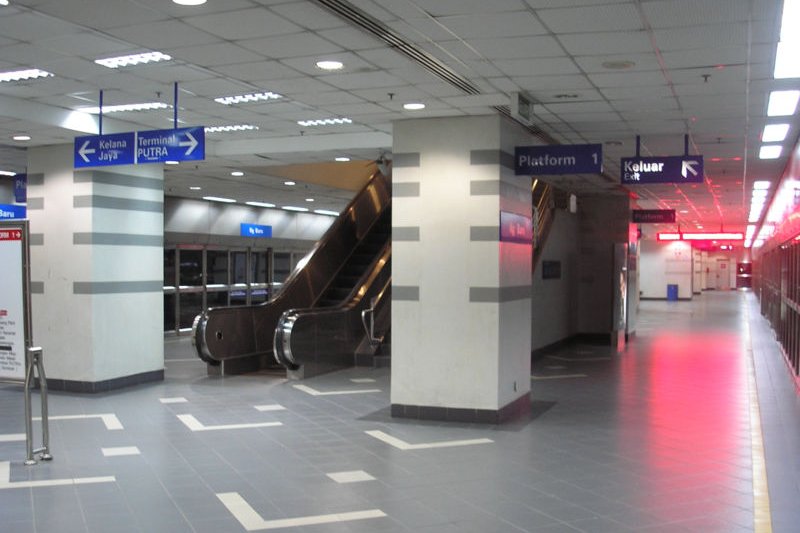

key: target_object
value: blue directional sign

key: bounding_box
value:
[13,174,26,204]
[515,144,602,175]
[74,132,136,168]
[621,155,704,184]
[0,204,26,220]
[240,223,272,238]
[137,127,204,164]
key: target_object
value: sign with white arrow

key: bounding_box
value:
[74,132,136,168]
[136,126,204,164]
[620,155,704,185]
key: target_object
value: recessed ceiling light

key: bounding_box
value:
[403,102,426,110]
[12,134,31,141]
[189,186,202,190]
[0,68,53,83]
[231,171,244,177]
[305,198,315,202]
[316,60,344,71]
[173,0,206,5]
[759,145,783,159]
[284,181,296,186]
[753,180,771,189]
[314,209,340,216]
[0,170,16,177]
[95,51,171,69]
[203,196,236,203]
[297,118,352,127]
[205,124,259,133]
[335,157,350,162]
[601,60,635,70]
[679,210,689,214]
[81,102,169,113]
[767,90,800,116]
[0,1,10,7]
[214,92,282,105]
[246,201,275,208]
[282,206,309,212]
[762,124,790,142]
[165,160,179,165]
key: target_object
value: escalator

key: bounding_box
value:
[193,171,391,375]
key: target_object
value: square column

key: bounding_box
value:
[391,115,533,423]
[26,144,164,392]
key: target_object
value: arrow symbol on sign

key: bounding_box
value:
[179,131,198,156]
[681,160,699,178]
[78,140,96,163]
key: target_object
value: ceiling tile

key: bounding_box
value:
[114,20,221,50]
[0,11,84,41]
[212,61,303,83]
[269,2,349,30]
[184,8,301,40]
[641,0,758,28]
[238,33,343,59]
[169,42,264,68]
[560,30,653,56]
[467,35,566,59]
[537,3,643,33]
[434,11,548,38]
[495,57,581,77]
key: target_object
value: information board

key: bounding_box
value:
[0,222,27,380]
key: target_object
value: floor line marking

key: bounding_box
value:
[292,384,381,396]
[350,378,376,383]
[176,414,282,432]
[34,413,123,430]
[160,397,188,404]
[365,430,493,450]
[102,446,141,457]
[547,356,611,362]
[531,374,588,380]
[0,433,25,442]
[254,404,286,412]
[217,492,385,531]
[0,461,115,490]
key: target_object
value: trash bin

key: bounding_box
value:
[667,284,678,301]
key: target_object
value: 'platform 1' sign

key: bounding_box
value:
[515,144,602,175]
[621,155,703,184]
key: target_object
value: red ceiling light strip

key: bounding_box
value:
[657,232,745,241]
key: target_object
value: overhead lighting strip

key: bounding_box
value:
[297,117,352,127]
[205,124,260,133]
[95,51,171,69]
[657,232,744,241]
[0,68,53,82]
[214,92,282,105]
[81,102,170,114]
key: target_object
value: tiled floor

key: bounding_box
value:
[1,291,798,532]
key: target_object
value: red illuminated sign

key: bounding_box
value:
[657,232,744,241]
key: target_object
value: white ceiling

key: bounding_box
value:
[0,0,796,235]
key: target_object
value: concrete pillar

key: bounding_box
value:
[26,144,164,392]
[391,114,533,423]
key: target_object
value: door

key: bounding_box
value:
[715,258,731,290]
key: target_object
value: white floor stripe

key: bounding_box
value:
[102,446,140,457]
[217,492,385,531]
[350,378,376,383]
[159,397,188,404]
[0,461,115,490]
[254,404,286,412]
[531,374,588,380]
[293,384,381,396]
[177,414,282,432]
[365,430,493,450]
[0,433,25,442]
[35,413,123,430]
[327,470,375,483]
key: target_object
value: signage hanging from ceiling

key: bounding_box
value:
[515,144,602,175]
[632,209,676,223]
[74,127,205,168]
[240,223,272,238]
[620,155,703,184]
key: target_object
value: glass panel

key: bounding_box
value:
[230,288,248,306]
[250,287,268,303]
[179,293,202,329]
[163,249,176,286]
[164,294,176,331]
[232,251,248,284]
[179,250,203,286]
[252,251,268,284]
[274,252,291,284]
[207,291,229,308]
[207,250,229,285]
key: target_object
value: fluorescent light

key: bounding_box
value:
[0,170,16,176]
[282,206,309,212]
[12,134,31,141]
[759,145,783,159]
[246,201,275,208]
[657,233,681,241]
[657,232,744,241]
[316,60,343,70]
[189,186,202,190]
[81,102,169,113]
[335,157,350,162]
[751,189,768,198]
[173,0,207,5]
[762,124,790,142]
[305,198,314,202]
[203,196,236,203]
[780,0,800,40]
[767,90,800,116]
[403,102,426,110]
[314,209,339,216]
[205,124,259,133]
[753,180,771,189]
[0,1,9,7]
[774,41,800,78]
[214,92,282,105]
[0,68,53,82]
[231,171,244,177]
[95,51,171,69]
[297,118,352,127]
[284,181,296,186]
[165,160,179,165]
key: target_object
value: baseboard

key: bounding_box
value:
[45,369,164,393]
[391,392,531,424]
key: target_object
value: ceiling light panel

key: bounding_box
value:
[205,125,259,133]
[0,68,54,82]
[762,123,790,142]
[767,90,800,116]
[297,118,352,127]
[95,51,171,69]
[214,92,282,105]
[80,102,170,113]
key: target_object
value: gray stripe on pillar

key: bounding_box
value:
[470,226,499,241]
[470,150,514,170]
[392,153,421,168]
[73,280,163,294]
[469,285,532,303]
[470,180,500,196]
[73,233,163,247]
[29,233,44,246]
[393,227,420,241]
[27,173,44,186]
[393,286,420,301]
[30,282,44,294]
[27,197,44,210]
[73,195,163,212]
[75,170,163,190]
[393,182,420,197]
